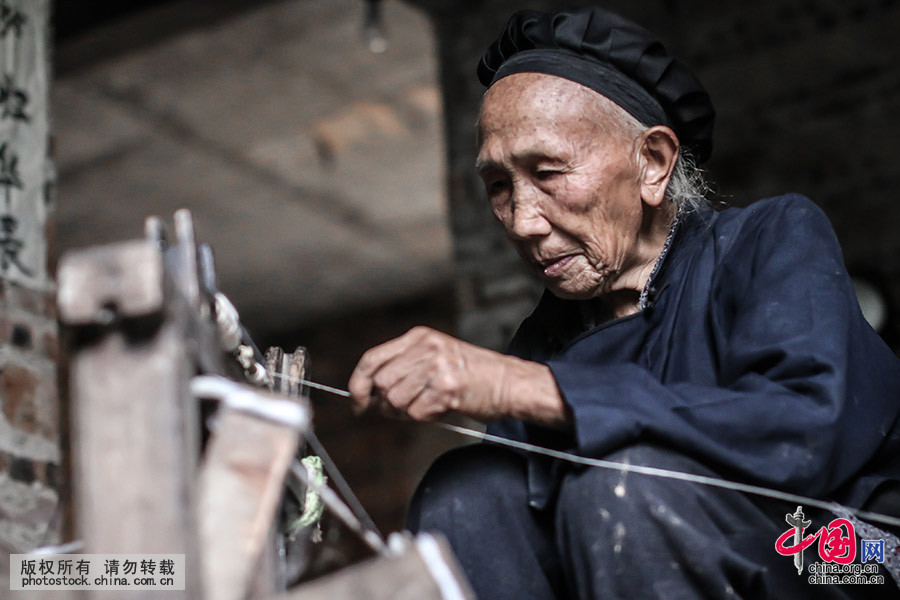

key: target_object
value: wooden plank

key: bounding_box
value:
[197,400,303,600]
[63,241,200,600]
[57,240,164,325]
[278,534,475,600]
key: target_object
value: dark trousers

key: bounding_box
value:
[406,443,898,599]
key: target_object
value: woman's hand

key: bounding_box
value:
[348,326,571,426]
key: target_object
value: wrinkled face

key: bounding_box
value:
[476,73,647,300]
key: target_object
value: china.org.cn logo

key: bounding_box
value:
[774,506,886,585]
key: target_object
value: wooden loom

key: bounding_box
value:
[56,209,474,600]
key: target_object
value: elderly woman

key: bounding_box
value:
[349,7,900,599]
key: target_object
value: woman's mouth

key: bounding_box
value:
[540,255,575,277]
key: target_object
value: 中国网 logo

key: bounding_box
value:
[774,506,886,585]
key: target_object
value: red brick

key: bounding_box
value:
[18,367,58,442]
[6,285,42,314]
[1,364,38,425]
[6,284,53,317]
[36,372,58,442]
[0,363,56,441]
[41,331,58,363]
[45,291,57,319]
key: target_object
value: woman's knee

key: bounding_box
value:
[406,443,528,532]
[556,444,720,526]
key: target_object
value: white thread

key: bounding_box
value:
[297,378,351,397]
[274,372,900,531]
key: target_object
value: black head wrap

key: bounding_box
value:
[478,7,715,163]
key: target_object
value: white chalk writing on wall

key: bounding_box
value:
[0,0,48,284]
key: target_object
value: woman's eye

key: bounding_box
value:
[535,170,560,181]
[486,179,509,194]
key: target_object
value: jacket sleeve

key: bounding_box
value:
[547,196,900,498]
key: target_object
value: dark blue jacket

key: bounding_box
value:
[488,194,900,511]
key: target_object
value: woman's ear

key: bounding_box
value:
[639,126,679,207]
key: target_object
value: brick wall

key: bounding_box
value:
[0,0,58,559]
[415,0,900,352]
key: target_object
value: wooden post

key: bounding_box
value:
[58,237,200,600]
